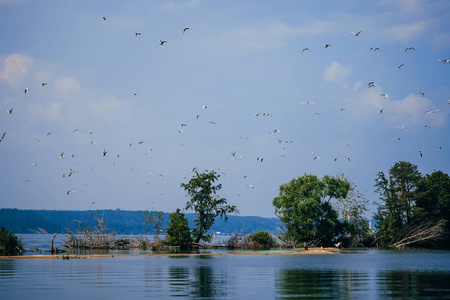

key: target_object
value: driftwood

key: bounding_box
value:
[51,231,58,254]
[390,221,445,248]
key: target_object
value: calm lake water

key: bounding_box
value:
[1,235,450,299]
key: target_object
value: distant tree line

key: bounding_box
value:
[0,208,282,235]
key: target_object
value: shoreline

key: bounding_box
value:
[0,247,341,259]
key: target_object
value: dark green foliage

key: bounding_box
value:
[414,171,450,246]
[273,174,350,245]
[251,231,275,248]
[374,161,422,246]
[0,226,24,256]
[165,209,192,249]
[181,170,238,243]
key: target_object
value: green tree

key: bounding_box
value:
[374,161,422,246]
[0,226,24,256]
[251,231,276,249]
[165,209,192,249]
[181,170,238,243]
[272,174,350,245]
[414,171,450,245]
[144,210,167,236]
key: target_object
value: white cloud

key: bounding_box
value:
[349,87,446,127]
[323,61,351,86]
[0,54,32,87]
[54,76,81,99]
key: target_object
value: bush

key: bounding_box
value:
[0,226,24,256]
[165,209,192,250]
[251,231,275,249]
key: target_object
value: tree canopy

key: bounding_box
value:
[273,174,350,245]
[181,170,238,243]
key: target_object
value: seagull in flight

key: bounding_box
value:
[159,40,167,45]
[314,156,320,160]
[398,64,405,68]
[102,149,107,156]
[324,44,332,48]
[350,31,362,36]
[0,132,6,143]
[396,125,405,130]
[380,94,388,98]
[418,91,425,97]
[419,151,423,157]
[405,47,415,52]
[437,59,450,64]
[379,109,384,114]
[41,82,48,87]
[24,88,30,94]
[302,48,311,53]
[102,17,107,21]
[183,27,192,33]
[135,32,141,36]
[344,156,350,162]
[301,101,314,104]
[370,47,380,51]
[368,82,375,88]
[7,108,13,114]
[59,152,65,159]
[202,105,207,109]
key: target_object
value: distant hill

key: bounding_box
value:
[0,209,283,235]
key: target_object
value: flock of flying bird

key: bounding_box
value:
[2,20,449,207]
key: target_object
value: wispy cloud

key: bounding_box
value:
[382,19,433,41]
[55,76,81,99]
[163,0,199,11]
[323,61,351,87]
[0,54,32,87]
[205,20,331,52]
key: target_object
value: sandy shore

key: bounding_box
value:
[0,248,341,259]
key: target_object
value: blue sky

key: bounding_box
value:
[1,0,449,218]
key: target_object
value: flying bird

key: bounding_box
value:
[424,125,430,129]
[398,64,405,68]
[314,156,320,160]
[59,152,65,159]
[302,48,311,53]
[405,47,415,52]
[159,40,167,45]
[183,27,192,33]
[135,32,141,36]
[396,125,405,130]
[419,151,423,157]
[368,82,375,88]
[350,31,362,36]
[437,59,449,64]
[102,17,107,20]
[301,101,314,104]
[380,94,388,98]
[7,108,13,114]
[418,91,425,97]
[102,149,107,156]
[202,105,207,109]
[24,88,30,94]
[41,82,47,87]
[324,44,332,48]
[344,156,350,162]
[0,132,6,142]
[379,109,384,114]
[231,151,236,157]
[370,47,380,51]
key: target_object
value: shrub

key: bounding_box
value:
[165,209,192,250]
[251,231,275,249]
[0,226,24,256]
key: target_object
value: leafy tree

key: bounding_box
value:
[414,171,450,245]
[144,210,167,236]
[374,161,421,246]
[272,174,350,245]
[0,226,24,256]
[251,231,275,248]
[165,209,192,249]
[181,170,238,243]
